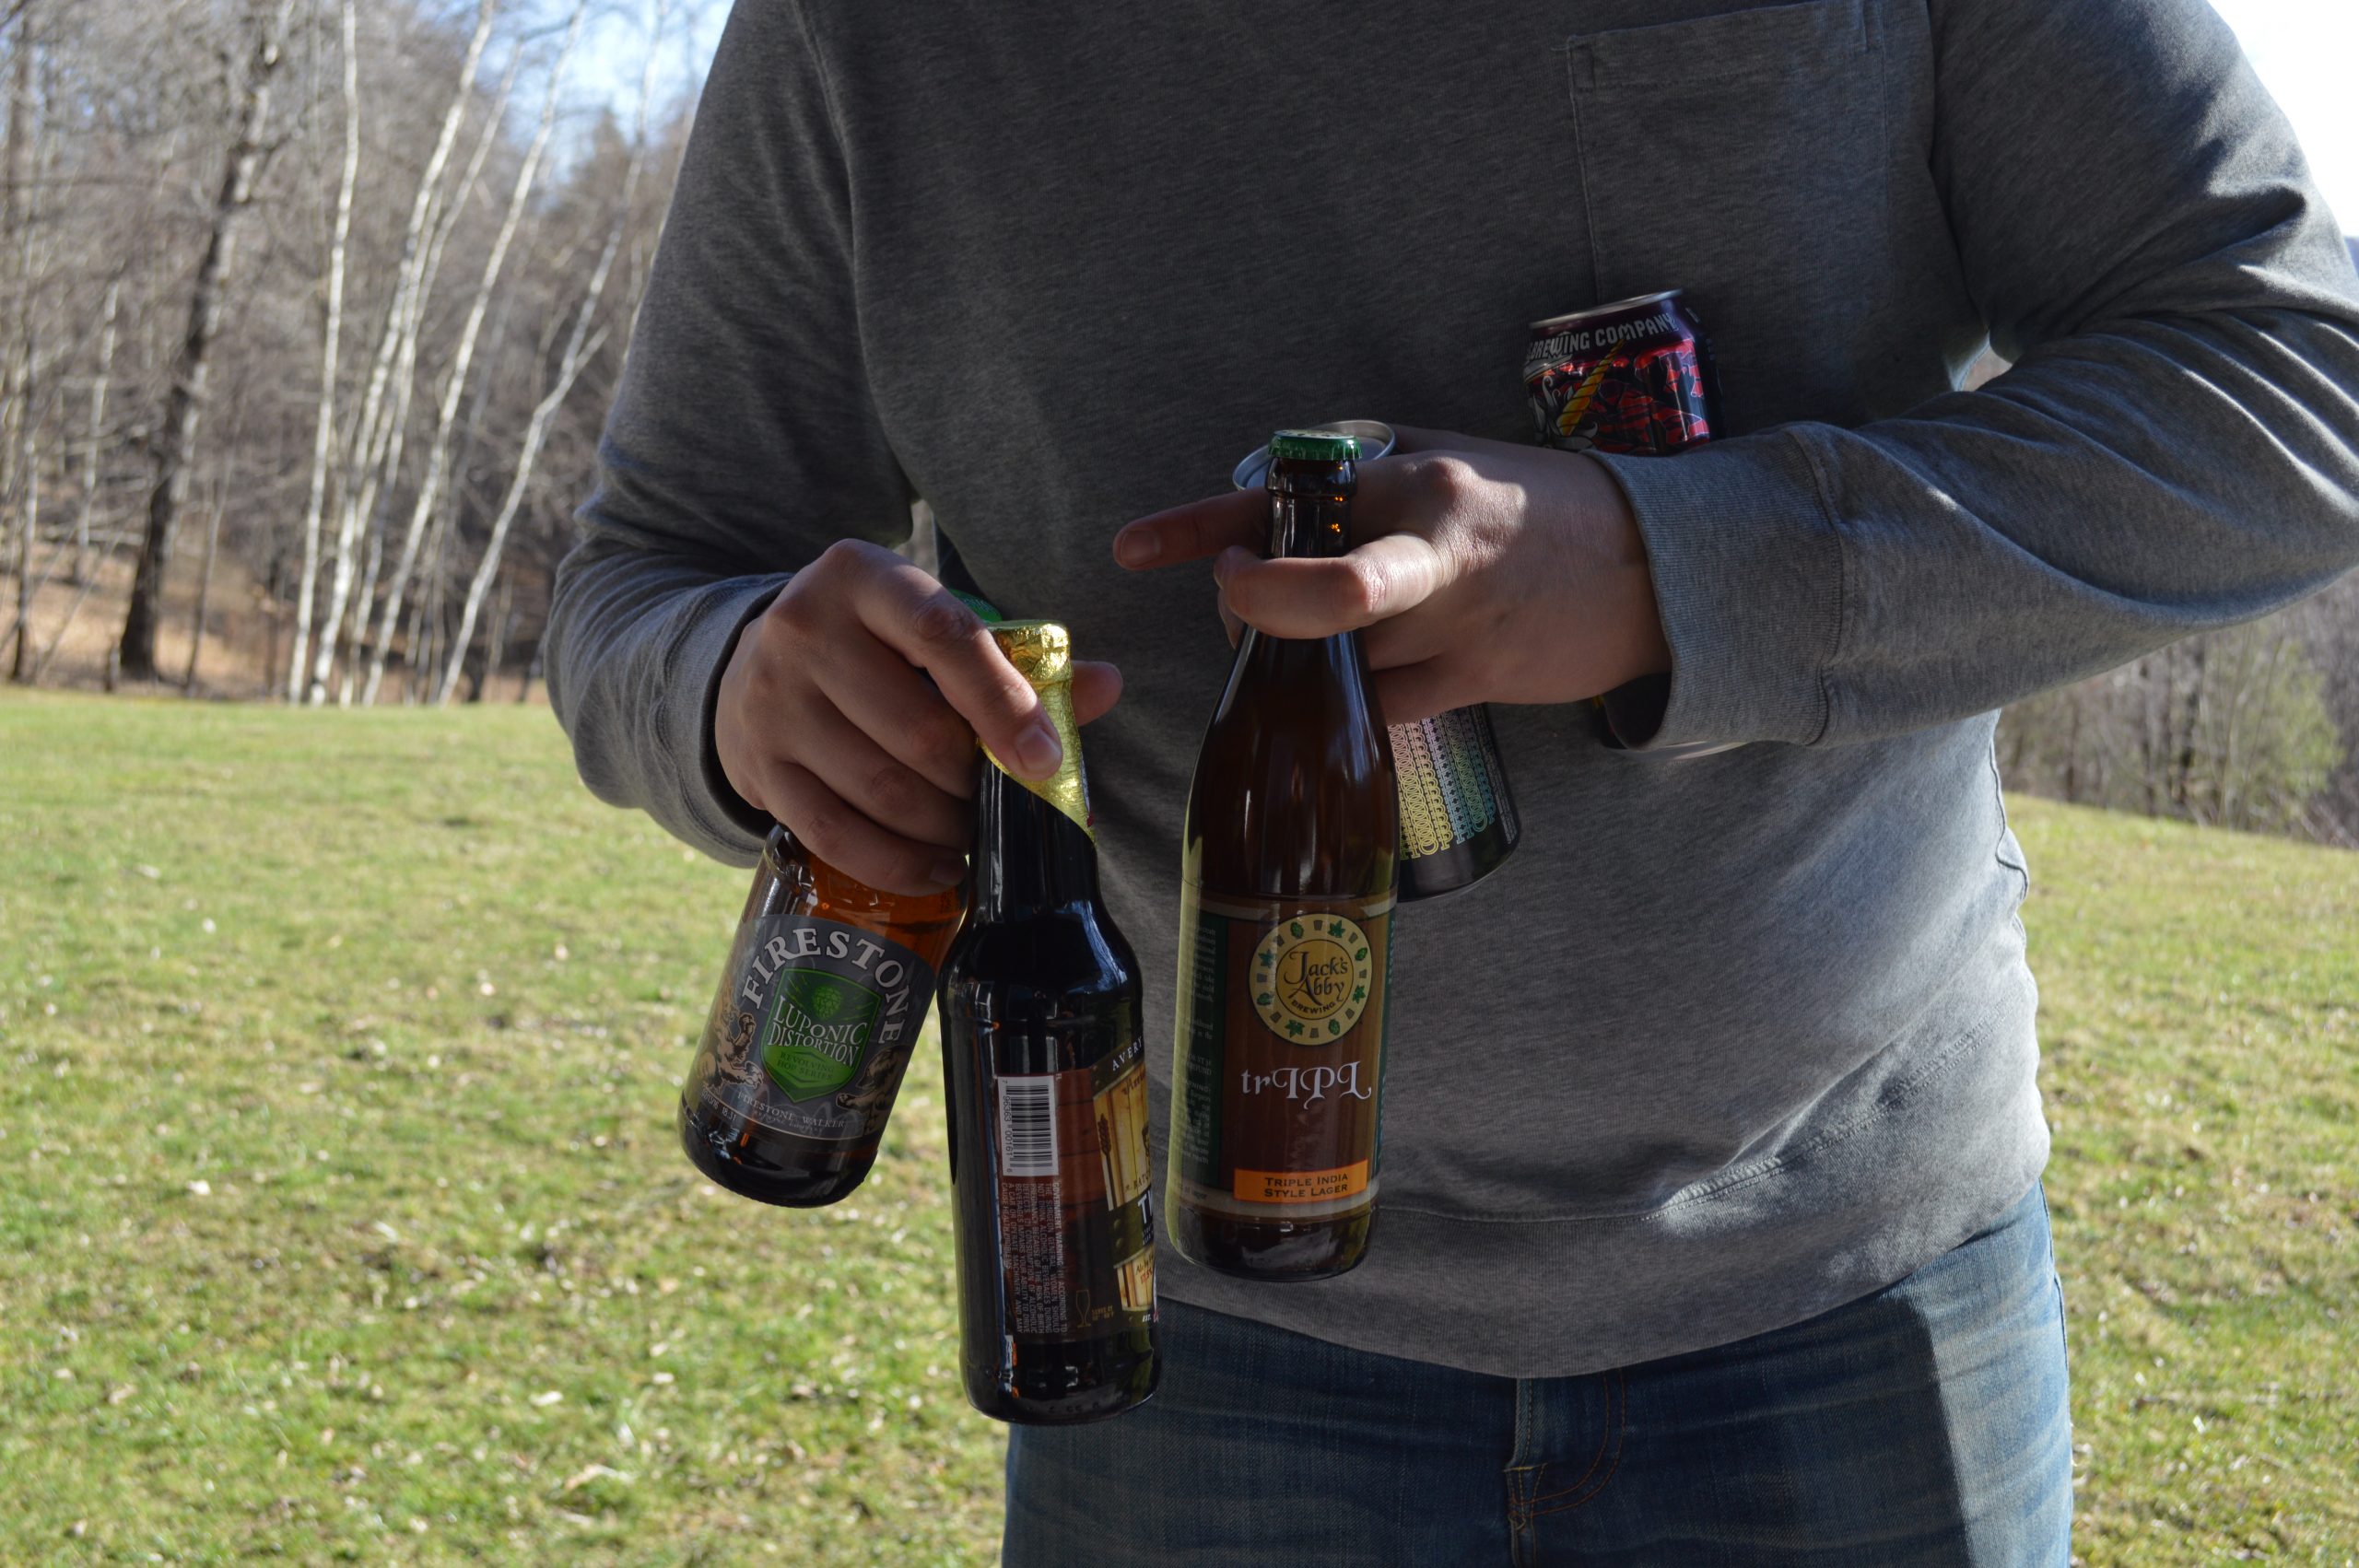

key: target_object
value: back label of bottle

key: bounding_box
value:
[994,1034,1157,1341]
[1170,889,1393,1219]
[696,914,935,1143]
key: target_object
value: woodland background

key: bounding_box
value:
[0,0,2354,835]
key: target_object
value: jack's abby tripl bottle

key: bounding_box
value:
[938,620,1158,1423]
[678,829,963,1207]
[1167,429,1400,1281]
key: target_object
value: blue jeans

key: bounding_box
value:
[1004,1184,2070,1566]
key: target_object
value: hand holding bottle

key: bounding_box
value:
[1113,427,1669,727]
[715,541,1122,895]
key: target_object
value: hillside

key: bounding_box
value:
[0,695,2352,1564]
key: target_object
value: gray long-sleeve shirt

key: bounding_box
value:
[548,0,2359,1376]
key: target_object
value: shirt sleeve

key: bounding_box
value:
[1598,0,2359,752]
[544,0,910,862]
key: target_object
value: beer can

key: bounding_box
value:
[1525,290,1718,456]
[1230,421,1521,902]
[1524,291,1739,760]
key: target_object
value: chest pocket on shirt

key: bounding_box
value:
[1566,0,1888,434]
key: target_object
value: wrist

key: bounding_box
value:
[1574,454,1672,690]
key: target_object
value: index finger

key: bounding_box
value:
[1112,488,1264,569]
[852,562,1066,782]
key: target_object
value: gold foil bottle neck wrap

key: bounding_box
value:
[988,618,1071,686]
[982,619,1092,838]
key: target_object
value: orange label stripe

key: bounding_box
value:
[1233,1162,1369,1204]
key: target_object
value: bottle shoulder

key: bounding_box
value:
[942,906,1140,995]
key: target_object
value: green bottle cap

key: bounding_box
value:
[951,590,1003,623]
[1268,428,1363,463]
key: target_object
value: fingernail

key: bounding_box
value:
[930,855,968,888]
[1015,722,1063,778]
[1114,529,1158,568]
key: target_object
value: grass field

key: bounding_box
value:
[1,694,2353,1565]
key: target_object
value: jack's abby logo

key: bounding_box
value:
[1251,915,1374,1043]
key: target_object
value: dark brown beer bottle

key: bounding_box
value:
[938,621,1159,1423]
[678,828,964,1207]
[1167,429,1401,1281]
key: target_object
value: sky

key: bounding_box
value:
[2210,0,2359,231]
[573,2,2358,236]
[568,0,724,132]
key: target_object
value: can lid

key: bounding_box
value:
[1527,290,1683,333]
[1269,428,1363,463]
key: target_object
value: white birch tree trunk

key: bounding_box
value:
[359,0,585,707]
[305,0,499,705]
[6,325,30,682]
[2,5,35,672]
[323,40,517,706]
[287,0,359,701]
[70,276,114,588]
[434,0,668,706]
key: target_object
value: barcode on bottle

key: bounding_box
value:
[998,1076,1059,1177]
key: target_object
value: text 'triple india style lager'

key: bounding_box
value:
[938,620,1158,1423]
[1168,429,1400,1281]
[678,828,964,1208]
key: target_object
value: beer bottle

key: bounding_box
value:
[1168,429,1400,1281]
[938,621,1159,1424]
[678,827,964,1207]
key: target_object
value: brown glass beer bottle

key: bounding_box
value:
[678,828,964,1207]
[938,620,1159,1423]
[1167,429,1401,1281]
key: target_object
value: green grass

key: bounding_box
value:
[1,693,2353,1565]
[2014,801,2358,1563]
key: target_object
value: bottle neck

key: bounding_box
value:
[968,755,1102,921]
[1240,467,1360,679]
[1266,464,1355,560]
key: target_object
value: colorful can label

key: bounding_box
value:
[1391,707,1520,862]
[994,1035,1157,1341]
[1169,889,1394,1219]
[1525,290,1718,456]
[691,913,936,1143]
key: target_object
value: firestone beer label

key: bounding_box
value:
[1170,889,1394,1218]
[1524,291,1716,456]
[693,913,935,1143]
[994,1035,1156,1341]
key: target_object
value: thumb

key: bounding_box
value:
[1071,661,1124,725]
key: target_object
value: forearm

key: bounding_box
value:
[546,530,788,863]
[1603,0,2359,752]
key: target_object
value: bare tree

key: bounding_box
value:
[285,0,358,700]
[2,0,706,702]
[436,0,666,705]
[117,0,299,683]
[329,49,520,705]
[358,0,584,706]
[182,457,226,691]
[304,0,499,704]
[69,275,115,587]
[3,3,37,682]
